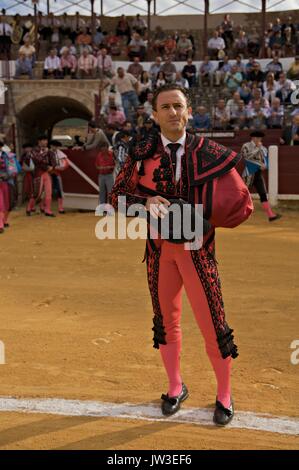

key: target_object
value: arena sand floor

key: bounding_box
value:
[0,205,298,450]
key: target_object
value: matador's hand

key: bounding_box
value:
[146,196,170,219]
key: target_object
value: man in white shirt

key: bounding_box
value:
[43,49,62,78]
[97,47,114,78]
[207,30,226,59]
[111,67,139,118]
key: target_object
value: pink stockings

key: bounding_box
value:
[27,172,53,214]
[157,242,231,408]
[0,181,10,229]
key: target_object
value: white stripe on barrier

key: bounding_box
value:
[68,160,99,192]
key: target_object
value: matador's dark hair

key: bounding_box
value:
[152,84,191,112]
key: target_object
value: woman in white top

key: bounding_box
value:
[155,71,166,89]
[262,72,279,104]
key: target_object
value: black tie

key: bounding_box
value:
[167,143,180,177]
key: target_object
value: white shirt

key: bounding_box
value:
[44,56,61,70]
[208,37,225,50]
[0,23,12,36]
[161,132,186,182]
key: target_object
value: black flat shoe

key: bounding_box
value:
[4,223,9,228]
[161,383,189,416]
[213,399,234,426]
[45,212,56,217]
[26,210,31,216]
[269,214,282,222]
[59,210,65,214]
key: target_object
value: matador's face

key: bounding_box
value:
[153,90,191,139]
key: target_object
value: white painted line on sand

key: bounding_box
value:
[0,397,298,436]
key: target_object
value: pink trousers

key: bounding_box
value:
[157,241,231,407]
[27,172,53,214]
[0,181,10,229]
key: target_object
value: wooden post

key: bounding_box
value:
[204,0,209,59]
[261,0,267,58]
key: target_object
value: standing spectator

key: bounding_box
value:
[161,57,177,83]
[224,65,243,92]
[127,56,144,80]
[276,72,296,104]
[207,30,226,59]
[116,15,131,44]
[0,11,12,60]
[149,56,162,85]
[182,58,197,88]
[176,33,193,60]
[128,32,146,61]
[43,49,62,79]
[267,97,284,128]
[111,67,139,119]
[213,99,230,130]
[97,47,114,78]
[95,142,115,206]
[83,120,110,150]
[78,48,97,79]
[221,14,234,49]
[60,47,77,79]
[192,106,211,131]
[199,56,213,88]
[265,56,283,80]
[14,52,33,79]
[215,55,231,86]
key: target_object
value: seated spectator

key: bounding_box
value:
[283,27,295,56]
[265,56,283,80]
[272,17,282,34]
[97,47,114,78]
[248,87,270,110]
[247,62,264,87]
[269,30,284,58]
[276,72,296,104]
[282,16,296,40]
[226,91,241,118]
[224,64,243,92]
[149,56,162,85]
[231,100,248,130]
[76,27,92,54]
[262,72,279,104]
[128,32,146,61]
[238,80,252,105]
[199,56,213,88]
[174,71,189,89]
[176,33,193,60]
[14,52,33,79]
[207,30,226,59]
[101,94,124,118]
[116,14,131,44]
[234,55,246,76]
[187,31,196,58]
[220,14,234,49]
[60,47,77,79]
[138,71,152,103]
[133,104,150,132]
[43,49,62,79]
[213,99,230,130]
[215,55,231,86]
[164,35,177,58]
[156,70,167,88]
[132,14,147,36]
[234,30,248,57]
[60,39,77,57]
[287,56,299,81]
[247,100,268,130]
[192,106,211,131]
[143,91,154,116]
[182,58,197,88]
[247,27,260,56]
[127,56,144,79]
[267,97,284,128]
[153,26,166,55]
[280,114,299,145]
[107,105,126,128]
[104,32,121,56]
[77,48,97,79]
[245,56,255,77]
[18,37,36,67]
[161,57,177,83]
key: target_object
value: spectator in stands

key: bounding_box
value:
[247,61,264,87]
[133,104,150,131]
[161,57,177,83]
[226,91,241,118]
[176,33,193,60]
[149,56,162,86]
[231,100,248,130]
[234,55,246,76]
[59,12,72,40]
[0,11,12,60]
[60,47,77,79]
[269,30,285,58]
[76,27,92,54]
[267,97,284,128]
[276,72,296,104]
[187,30,196,58]
[272,17,282,34]
[156,70,167,88]
[138,71,152,103]
[97,47,114,79]
[215,55,231,86]
[139,117,158,139]
[283,27,295,56]
[164,35,177,58]
[132,14,147,36]
[224,64,243,92]
[174,71,189,89]
[127,56,144,79]
[143,91,154,116]
[247,27,260,57]
[262,72,279,104]
[153,26,166,55]
[247,100,268,130]
[248,87,270,110]
[234,30,247,57]
[78,48,97,79]
[104,32,121,56]
[282,16,296,39]
[280,114,299,145]
[287,56,299,80]
[238,80,252,105]
[213,99,230,130]
[207,30,226,59]
[111,67,139,119]
[14,51,33,79]
[43,49,62,79]
[83,120,109,150]
[199,55,213,88]
[116,15,131,44]
[265,55,283,80]
[19,36,36,67]
[192,106,211,131]
[245,56,255,77]
[101,94,123,118]
[128,32,146,61]
[107,105,126,128]
[220,14,234,49]
[182,57,197,88]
